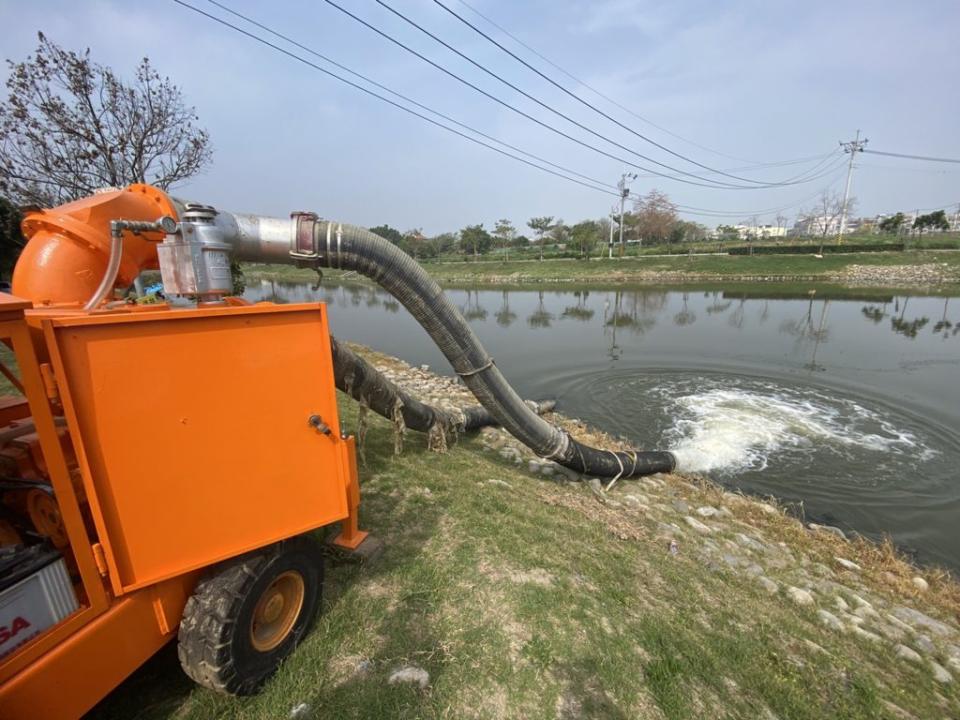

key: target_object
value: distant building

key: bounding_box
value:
[718,224,787,240]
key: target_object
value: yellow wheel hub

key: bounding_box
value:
[250,571,305,652]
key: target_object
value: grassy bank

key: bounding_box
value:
[89,348,960,720]
[242,250,960,289]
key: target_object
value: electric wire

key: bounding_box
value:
[204,0,618,191]
[450,0,779,165]
[430,0,808,185]
[321,0,831,191]
[174,0,851,223]
[863,149,960,164]
[172,0,618,197]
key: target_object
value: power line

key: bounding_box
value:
[430,0,819,186]
[172,0,619,197]
[172,1,852,225]
[322,0,829,191]
[203,0,618,191]
[450,0,771,165]
[863,149,960,164]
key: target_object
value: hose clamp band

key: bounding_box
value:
[456,356,495,378]
[290,211,321,267]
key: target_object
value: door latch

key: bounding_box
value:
[307,414,332,436]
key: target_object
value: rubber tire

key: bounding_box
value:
[177,535,324,695]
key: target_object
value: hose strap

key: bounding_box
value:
[604,451,627,492]
[540,428,570,462]
[456,357,495,377]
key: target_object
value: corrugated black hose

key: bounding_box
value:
[315,222,675,479]
[330,335,554,434]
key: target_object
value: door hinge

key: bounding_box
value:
[91,543,108,576]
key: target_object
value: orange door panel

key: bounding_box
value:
[44,303,348,594]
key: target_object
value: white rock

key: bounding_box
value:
[834,596,849,612]
[914,634,936,656]
[912,576,929,592]
[757,576,778,594]
[850,594,873,609]
[388,666,430,688]
[834,557,861,572]
[487,478,512,489]
[735,533,766,552]
[696,506,719,518]
[757,502,778,515]
[853,627,882,644]
[290,703,311,719]
[818,610,845,632]
[930,661,953,684]
[895,645,923,664]
[892,607,954,637]
[683,516,713,534]
[787,587,815,606]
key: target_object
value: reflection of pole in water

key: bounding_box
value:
[608,290,622,360]
[806,300,831,372]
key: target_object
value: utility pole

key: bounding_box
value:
[617,172,636,257]
[837,130,868,244]
[608,206,616,259]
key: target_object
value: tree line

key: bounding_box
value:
[367,189,710,263]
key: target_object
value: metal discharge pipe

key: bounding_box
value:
[220,212,676,479]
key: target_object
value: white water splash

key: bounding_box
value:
[655,380,933,475]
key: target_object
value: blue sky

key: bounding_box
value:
[1,0,958,234]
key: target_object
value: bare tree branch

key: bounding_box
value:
[0,33,212,207]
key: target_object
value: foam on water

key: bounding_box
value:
[652,377,934,475]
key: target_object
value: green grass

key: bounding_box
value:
[87,394,960,720]
[242,250,960,290]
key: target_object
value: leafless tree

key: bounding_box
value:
[0,33,212,207]
[632,189,677,245]
[775,212,787,244]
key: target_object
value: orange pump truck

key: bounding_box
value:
[0,183,676,719]
[0,186,376,718]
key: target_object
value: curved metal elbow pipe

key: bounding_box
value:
[12,185,177,307]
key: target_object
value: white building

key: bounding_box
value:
[720,224,787,240]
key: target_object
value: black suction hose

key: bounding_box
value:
[331,335,554,433]
[313,221,675,479]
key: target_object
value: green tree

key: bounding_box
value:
[460,224,492,259]
[1,33,211,207]
[369,224,404,245]
[913,210,950,239]
[0,196,25,280]
[570,220,601,260]
[879,212,906,235]
[492,218,515,262]
[511,234,530,249]
[429,232,456,257]
[527,216,554,261]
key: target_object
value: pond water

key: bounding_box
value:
[246,279,960,571]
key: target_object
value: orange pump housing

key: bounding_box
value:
[0,186,368,718]
[12,184,175,307]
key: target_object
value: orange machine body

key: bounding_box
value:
[0,282,366,713]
